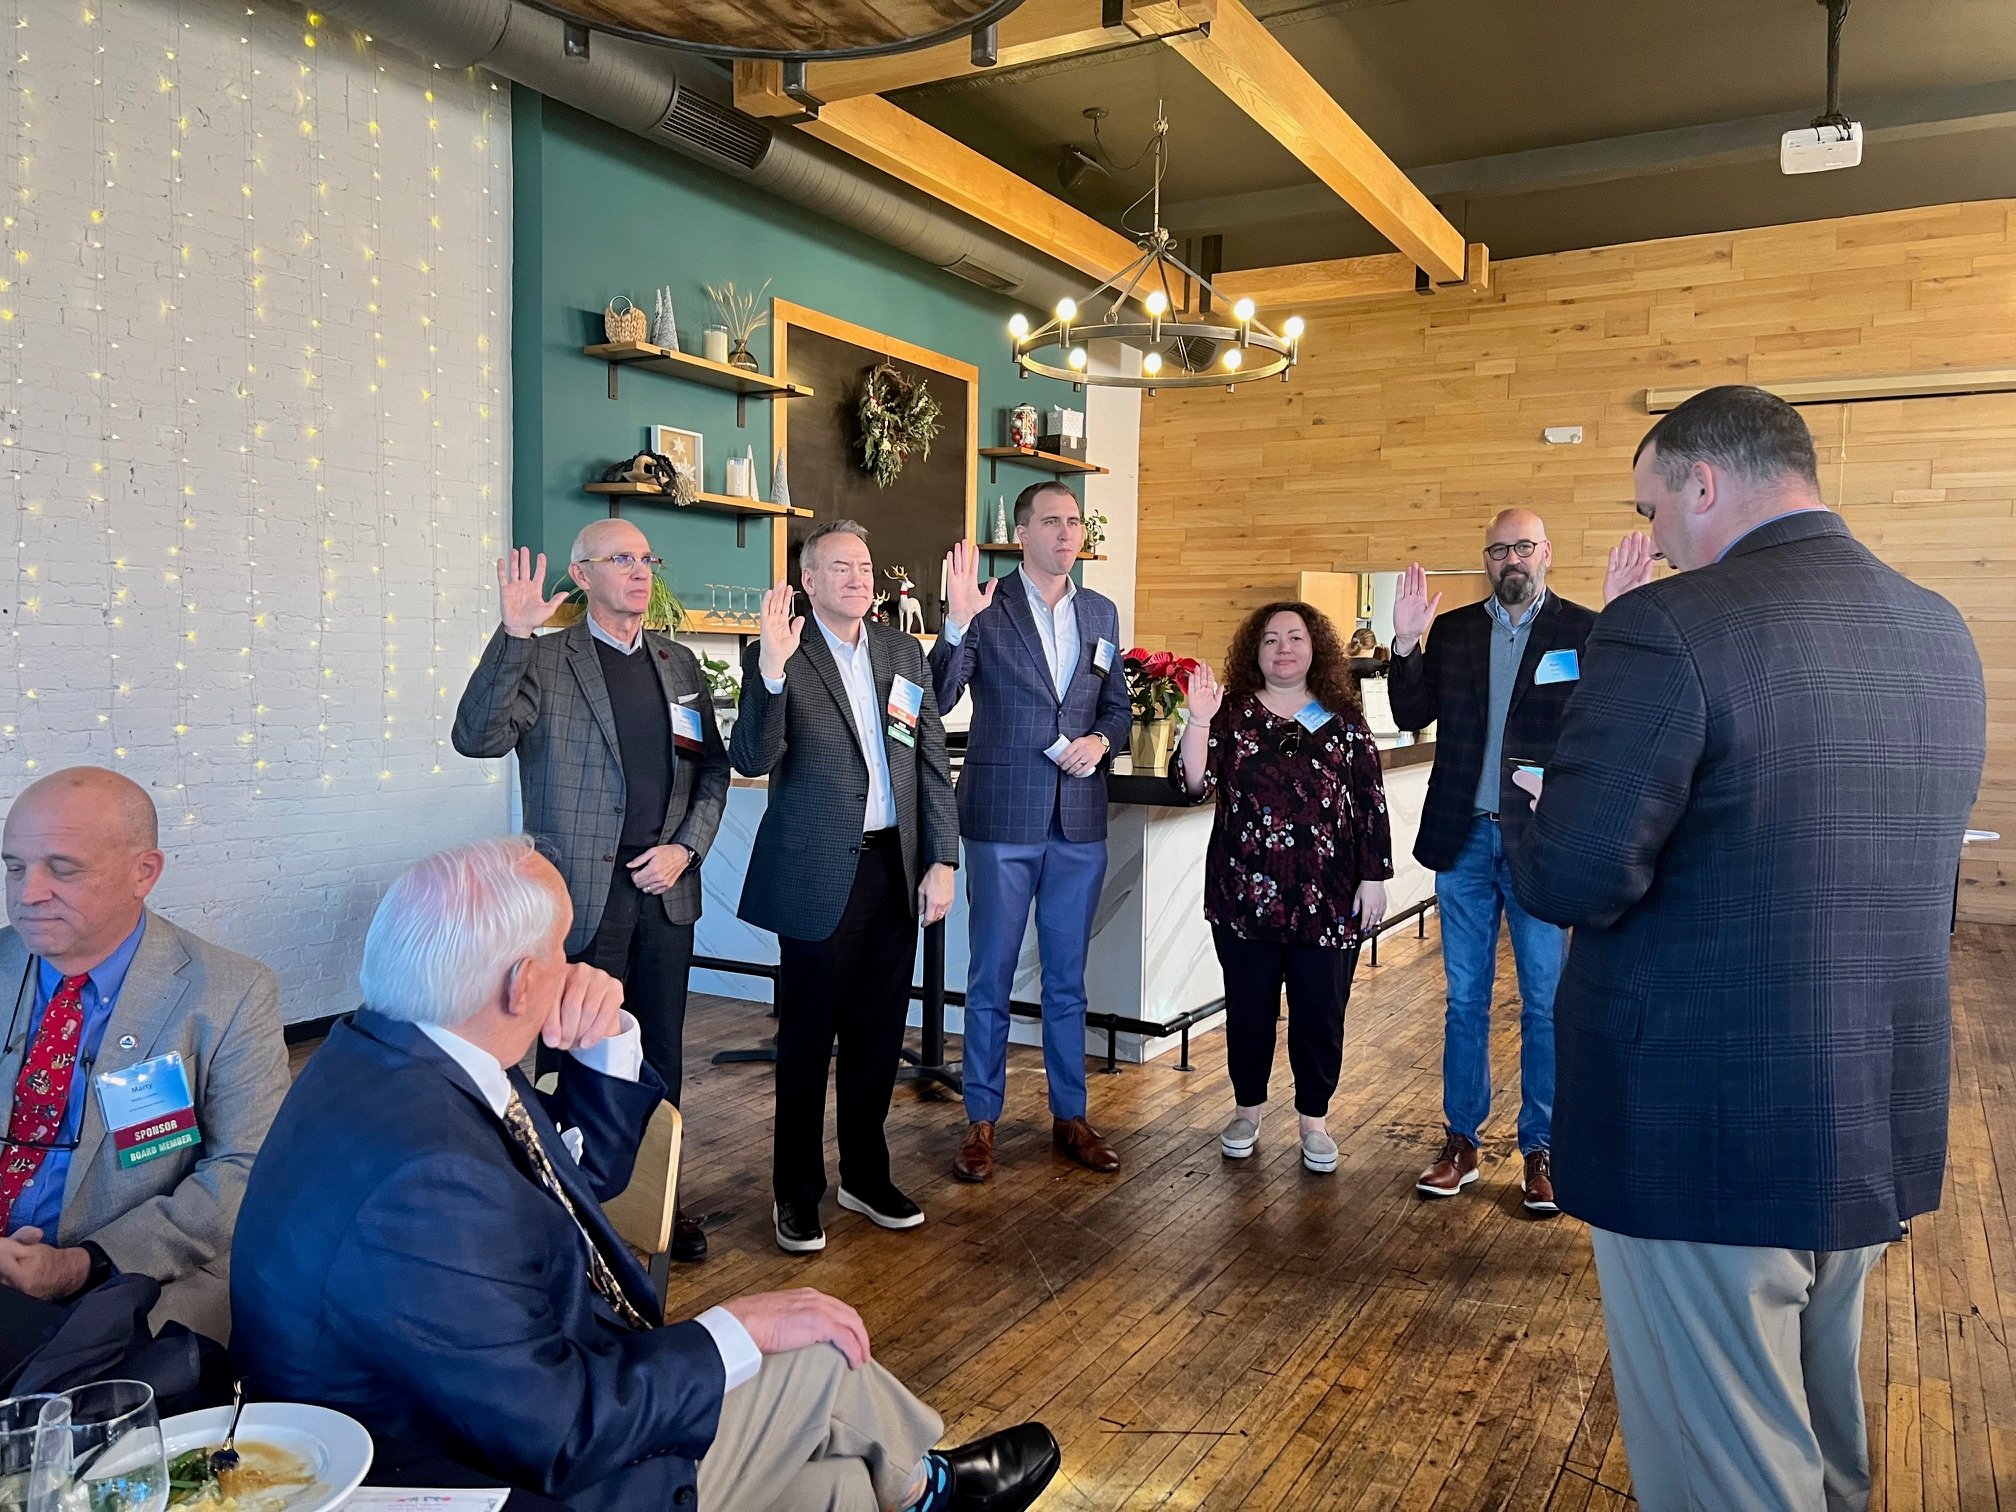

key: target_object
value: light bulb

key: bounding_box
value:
[1144,290,1168,316]
[1055,297,1078,322]
[1142,351,1163,376]
[1068,347,1088,370]
[1007,312,1029,340]
[1222,347,1243,371]
[1284,315,1305,340]
[1233,297,1256,323]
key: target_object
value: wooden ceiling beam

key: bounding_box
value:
[793,95,1146,283]
[1147,0,1469,283]
[1216,243,1489,309]
[734,0,1211,119]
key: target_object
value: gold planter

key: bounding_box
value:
[1129,718,1174,776]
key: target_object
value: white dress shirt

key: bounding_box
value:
[1022,571,1080,701]
[764,614,898,832]
[418,1015,761,1393]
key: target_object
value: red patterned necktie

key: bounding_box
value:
[0,974,89,1229]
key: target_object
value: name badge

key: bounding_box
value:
[1294,701,1335,733]
[885,675,923,747]
[1535,649,1581,685]
[95,1053,201,1168]
[1093,638,1117,676]
[669,701,705,754]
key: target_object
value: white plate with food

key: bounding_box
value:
[160,1403,373,1512]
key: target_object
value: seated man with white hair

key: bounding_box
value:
[230,836,1059,1512]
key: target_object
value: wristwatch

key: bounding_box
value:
[1092,733,1111,756]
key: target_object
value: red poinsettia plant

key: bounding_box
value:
[1123,647,1202,723]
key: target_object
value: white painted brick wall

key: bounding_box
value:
[0,0,512,1020]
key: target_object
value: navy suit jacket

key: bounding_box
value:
[1506,512,1987,1251]
[928,571,1133,844]
[230,1012,725,1512]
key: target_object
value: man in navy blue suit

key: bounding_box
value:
[931,482,1134,1183]
[230,836,1059,1512]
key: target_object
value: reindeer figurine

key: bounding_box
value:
[885,565,926,634]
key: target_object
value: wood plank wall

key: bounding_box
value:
[1137,199,2016,923]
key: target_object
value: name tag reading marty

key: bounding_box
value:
[95,1053,201,1168]
[1093,638,1117,676]
[1535,648,1581,685]
[669,701,705,754]
[885,675,923,747]
[1294,701,1335,733]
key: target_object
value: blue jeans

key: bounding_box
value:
[1435,817,1564,1152]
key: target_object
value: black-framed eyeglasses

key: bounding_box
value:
[1483,540,1541,562]
[575,553,664,571]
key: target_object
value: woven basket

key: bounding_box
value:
[603,297,648,345]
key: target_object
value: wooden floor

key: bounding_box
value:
[660,922,2016,1510]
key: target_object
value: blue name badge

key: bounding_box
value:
[1535,649,1581,685]
[885,675,923,747]
[95,1053,201,1168]
[1093,638,1117,675]
[669,700,705,754]
[1293,701,1335,732]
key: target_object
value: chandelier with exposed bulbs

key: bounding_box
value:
[1006,105,1306,394]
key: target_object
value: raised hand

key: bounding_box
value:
[757,579,805,682]
[1391,562,1443,656]
[1604,532,1657,605]
[497,547,571,639]
[1184,662,1226,724]
[943,540,997,632]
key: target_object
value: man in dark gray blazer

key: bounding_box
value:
[452,518,728,1263]
[1505,386,1987,1512]
[0,766,288,1344]
[732,520,957,1257]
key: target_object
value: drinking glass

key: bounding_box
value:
[0,1396,63,1512]
[30,1382,167,1512]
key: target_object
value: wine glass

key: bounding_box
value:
[30,1382,167,1512]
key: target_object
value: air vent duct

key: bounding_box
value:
[655,85,769,173]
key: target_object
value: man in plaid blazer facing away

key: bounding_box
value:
[453,518,729,1264]
[931,481,1133,1183]
[1506,385,1987,1511]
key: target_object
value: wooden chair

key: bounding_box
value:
[535,1074,683,1304]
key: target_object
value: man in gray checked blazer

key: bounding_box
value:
[452,518,729,1263]
[0,767,288,1345]
[1505,386,1987,1512]
[732,521,958,1258]
[930,483,1133,1184]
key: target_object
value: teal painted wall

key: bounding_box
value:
[511,89,1085,608]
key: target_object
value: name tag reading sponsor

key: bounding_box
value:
[886,675,923,747]
[1535,648,1581,685]
[669,701,705,754]
[1093,638,1117,675]
[95,1053,201,1168]
[1294,701,1335,733]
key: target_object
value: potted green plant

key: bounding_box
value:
[700,652,740,739]
[1082,507,1109,556]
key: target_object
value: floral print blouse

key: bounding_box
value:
[1174,692,1395,948]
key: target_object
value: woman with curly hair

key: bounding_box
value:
[1174,601,1393,1173]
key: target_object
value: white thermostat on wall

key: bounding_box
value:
[1541,426,1584,445]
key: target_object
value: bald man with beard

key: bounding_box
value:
[1387,510,1603,1213]
[0,767,287,1343]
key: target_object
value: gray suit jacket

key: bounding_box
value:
[0,912,288,1342]
[452,622,731,954]
[731,620,958,943]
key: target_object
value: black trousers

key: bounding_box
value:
[1213,924,1362,1118]
[772,836,917,1208]
[569,850,695,1105]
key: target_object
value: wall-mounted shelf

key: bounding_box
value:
[677,610,759,635]
[976,543,1107,560]
[586,481,810,545]
[978,446,1108,484]
[583,341,815,423]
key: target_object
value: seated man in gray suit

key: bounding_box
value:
[0,766,288,1342]
[732,520,958,1256]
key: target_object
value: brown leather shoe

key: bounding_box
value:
[954,1120,996,1183]
[1415,1132,1480,1197]
[1522,1148,1559,1215]
[1052,1116,1121,1174]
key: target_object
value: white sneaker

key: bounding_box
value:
[1300,1128,1339,1174]
[1220,1116,1260,1159]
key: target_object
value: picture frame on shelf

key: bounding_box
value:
[651,425,705,492]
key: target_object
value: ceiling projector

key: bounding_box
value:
[1781,120,1863,175]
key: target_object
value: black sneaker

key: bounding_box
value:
[838,1183,925,1230]
[670,1208,708,1263]
[773,1198,826,1254]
